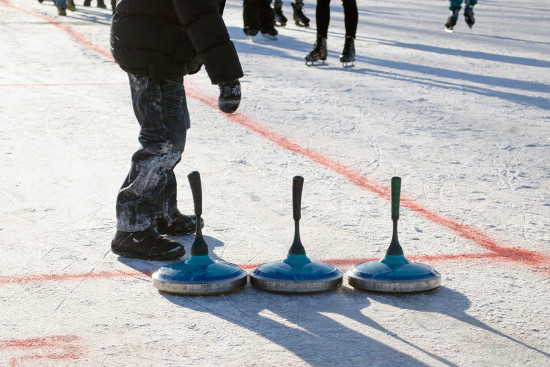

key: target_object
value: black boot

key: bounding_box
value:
[111,228,186,260]
[445,8,460,32]
[273,2,287,26]
[305,35,327,64]
[464,1,475,28]
[340,36,355,65]
[156,210,204,236]
[292,2,310,27]
[83,0,90,6]
[97,0,106,9]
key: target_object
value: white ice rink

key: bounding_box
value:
[1,0,549,365]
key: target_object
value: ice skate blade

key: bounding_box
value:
[305,60,326,66]
[445,27,454,33]
[261,33,278,41]
[341,61,355,68]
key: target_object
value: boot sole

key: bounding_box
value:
[111,245,185,261]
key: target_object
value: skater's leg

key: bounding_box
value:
[292,0,310,27]
[243,0,260,35]
[445,0,462,31]
[316,0,331,38]
[258,0,277,35]
[464,0,475,28]
[273,0,287,26]
[341,0,358,38]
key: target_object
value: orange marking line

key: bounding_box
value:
[185,89,550,273]
[5,2,549,275]
[0,335,82,366]
[0,252,541,286]
[2,1,113,61]
[0,82,126,87]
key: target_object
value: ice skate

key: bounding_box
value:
[464,1,475,28]
[340,36,355,67]
[305,36,327,65]
[66,0,76,12]
[445,8,460,32]
[243,27,258,40]
[261,26,278,40]
[274,2,287,27]
[292,2,310,27]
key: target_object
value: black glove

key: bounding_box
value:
[218,79,241,114]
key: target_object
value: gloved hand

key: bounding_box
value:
[218,79,241,114]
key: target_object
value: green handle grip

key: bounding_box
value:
[391,176,401,219]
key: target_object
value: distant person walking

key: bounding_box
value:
[445,0,476,32]
[305,0,358,66]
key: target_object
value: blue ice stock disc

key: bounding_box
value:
[347,254,441,293]
[250,254,343,293]
[152,254,248,295]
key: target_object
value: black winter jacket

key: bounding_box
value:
[110,0,243,84]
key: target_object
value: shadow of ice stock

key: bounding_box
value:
[162,285,446,367]
[366,286,550,360]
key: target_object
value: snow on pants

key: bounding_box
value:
[116,74,190,233]
[315,0,358,39]
[449,0,477,10]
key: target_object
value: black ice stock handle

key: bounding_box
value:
[292,176,304,221]
[188,171,202,217]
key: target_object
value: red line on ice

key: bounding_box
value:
[0,252,540,285]
[0,335,82,366]
[5,2,549,276]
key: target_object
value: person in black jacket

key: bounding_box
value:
[110,0,243,260]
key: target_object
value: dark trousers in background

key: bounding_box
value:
[243,0,275,33]
[315,0,358,38]
[116,74,190,233]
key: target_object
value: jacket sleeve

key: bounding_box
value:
[172,0,243,84]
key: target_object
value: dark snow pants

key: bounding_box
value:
[243,0,275,33]
[116,74,190,232]
[315,0,358,38]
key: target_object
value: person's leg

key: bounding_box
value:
[316,0,331,38]
[464,0,476,28]
[445,0,462,30]
[118,75,188,232]
[292,0,310,27]
[339,0,357,64]
[243,0,260,35]
[341,0,357,38]
[259,0,277,35]
[305,0,329,63]
[112,75,187,260]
